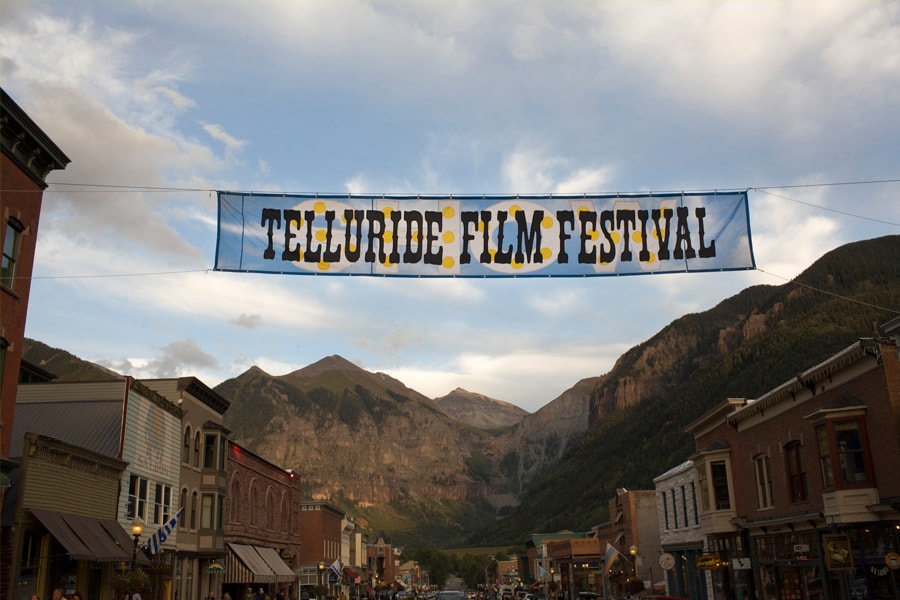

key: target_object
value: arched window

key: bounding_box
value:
[182,427,191,464]
[785,441,808,503]
[230,478,241,524]
[193,431,201,467]
[180,488,187,522]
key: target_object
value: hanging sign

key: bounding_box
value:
[823,533,854,571]
[214,191,754,278]
[696,555,722,570]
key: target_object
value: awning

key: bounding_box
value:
[227,543,279,584]
[30,508,149,565]
[255,546,296,582]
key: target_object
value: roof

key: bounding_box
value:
[10,399,123,458]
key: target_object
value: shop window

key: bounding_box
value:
[785,441,808,502]
[754,453,773,509]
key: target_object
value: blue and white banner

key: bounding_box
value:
[147,508,183,555]
[603,542,621,575]
[214,191,754,278]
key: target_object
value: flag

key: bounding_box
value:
[603,543,621,575]
[537,564,546,579]
[330,558,342,579]
[147,508,183,555]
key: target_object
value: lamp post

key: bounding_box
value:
[318,562,325,600]
[131,517,144,571]
[629,545,638,596]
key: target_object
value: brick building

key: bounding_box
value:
[1,87,69,459]
[685,320,900,600]
[224,442,300,600]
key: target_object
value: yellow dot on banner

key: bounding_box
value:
[541,247,553,260]
[590,230,600,241]
[383,258,393,268]
[443,206,455,219]
[317,261,330,271]
[349,243,357,253]
[542,216,554,229]
[384,231,394,243]
[599,257,610,265]
[477,221,485,232]
[488,248,497,259]
[316,230,327,242]
[314,201,326,214]
[442,256,455,269]
[648,252,657,264]
[652,229,659,240]
[443,231,455,243]
[412,231,420,243]
[512,260,523,270]
[576,205,590,214]
[383,207,393,218]
[632,231,643,244]
[611,232,621,244]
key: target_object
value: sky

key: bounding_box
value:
[2,1,899,413]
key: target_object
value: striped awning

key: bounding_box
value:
[256,546,296,582]
[226,543,295,584]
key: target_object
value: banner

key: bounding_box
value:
[214,191,754,278]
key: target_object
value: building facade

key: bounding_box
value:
[1,87,69,459]
[224,442,300,600]
[654,460,711,600]
[686,324,900,600]
[143,378,231,600]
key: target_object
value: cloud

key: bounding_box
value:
[231,314,263,329]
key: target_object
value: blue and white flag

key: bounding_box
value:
[330,558,342,579]
[147,508,183,555]
[603,542,621,575]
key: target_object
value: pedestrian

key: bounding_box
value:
[132,589,143,600]
[52,589,65,600]
[245,589,254,600]
[256,588,265,600]
[72,593,83,600]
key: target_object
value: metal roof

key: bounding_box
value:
[10,399,123,459]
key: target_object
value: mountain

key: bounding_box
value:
[469,234,900,545]
[21,235,900,551]
[21,339,121,381]
[434,388,528,429]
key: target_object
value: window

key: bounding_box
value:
[681,485,689,527]
[1,218,24,288]
[193,431,200,467]
[182,427,191,464]
[785,441,808,502]
[180,488,187,523]
[754,454,773,509]
[835,421,869,484]
[217,494,225,529]
[203,433,217,468]
[127,475,149,520]
[661,493,670,529]
[817,426,834,488]
[201,493,214,529]
[154,483,173,525]
[696,465,710,511]
[691,481,699,523]
[711,461,731,510]
[230,479,241,524]
[191,491,198,529]
[671,489,678,527]
[0,338,7,391]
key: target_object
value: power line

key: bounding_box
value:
[751,188,900,227]
[756,268,900,316]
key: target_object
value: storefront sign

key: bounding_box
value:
[823,533,854,571]
[207,561,226,574]
[793,544,811,562]
[696,554,721,570]
[886,552,900,570]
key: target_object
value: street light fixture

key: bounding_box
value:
[629,545,638,587]
[131,517,144,570]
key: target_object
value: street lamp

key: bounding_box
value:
[131,517,144,570]
[629,545,638,590]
